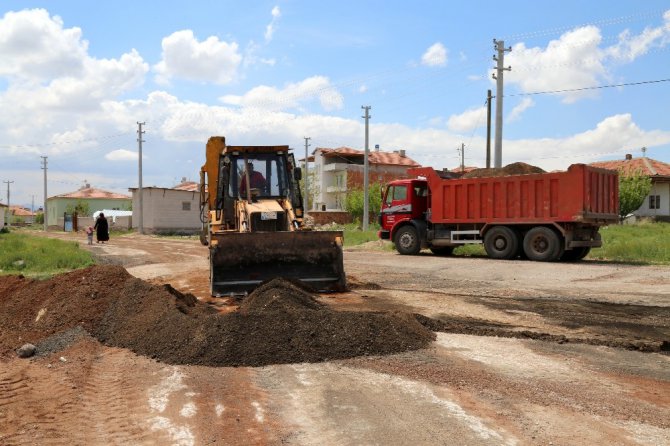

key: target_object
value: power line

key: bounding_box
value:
[505,77,670,98]
[0,131,133,149]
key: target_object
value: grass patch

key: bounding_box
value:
[0,231,95,277]
[590,222,670,264]
[453,244,486,257]
[343,226,380,247]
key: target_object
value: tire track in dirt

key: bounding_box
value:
[0,361,78,445]
[72,346,159,445]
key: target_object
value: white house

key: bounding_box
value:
[309,147,420,211]
[129,179,202,234]
[591,154,670,220]
[0,203,7,227]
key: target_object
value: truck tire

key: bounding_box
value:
[484,226,519,260]
[560,246,591,262]
[430,246,454,256]
[523,227,561,261]
[395,226,421,255]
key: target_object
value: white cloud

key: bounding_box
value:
[153,30,242,85]
[421,42,447,67]
[358,84,368,93]
[447,106,486,133]
[0,9,148,149]
[220,76,344,112]
[105,149,140,161]
[505,11,670,103]
[0,9,87,81]
[606,10,670,62]
[507,98,534,122]
[505,26,606,103]
[265,6,281,42]
[503,113,670,170]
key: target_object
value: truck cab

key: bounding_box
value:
[378,178,428,245]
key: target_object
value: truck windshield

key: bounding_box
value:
[229,154,289,198]
[385,185,407,205]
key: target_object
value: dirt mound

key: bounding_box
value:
[463,162,545,179]
[239,277,324,315]
[0,266,434,366]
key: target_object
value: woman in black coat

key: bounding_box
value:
[94,213,110,243]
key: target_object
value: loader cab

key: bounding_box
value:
[213,148,305,231]
[229,153,291,199]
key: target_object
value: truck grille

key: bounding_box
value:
[250,211,288,232]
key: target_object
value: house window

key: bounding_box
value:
[649,195,661,209]
[182,201,191,211]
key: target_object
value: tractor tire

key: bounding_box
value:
[523,227,562,261]
[484,226,519,260]
[395,226,421,255]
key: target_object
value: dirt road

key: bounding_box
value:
[1,231,669,445]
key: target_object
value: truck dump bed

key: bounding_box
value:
[409,164,619,225]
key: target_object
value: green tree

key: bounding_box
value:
[35,213,44,224]
[345,183,382,223]
[65,199,91,216]
[297,170,320,210]
[619,170,652,218]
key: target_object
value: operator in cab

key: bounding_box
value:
[239,162,267,197]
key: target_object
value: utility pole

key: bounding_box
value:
[137,122,145,235]
[3,180,13,227]
[486,89,492,169]
[459,143,465,173]
[361,105,372,230]
[492,39,511,168]
[41,156,47,231]
[304,137,311,214]
[31,195,35,214]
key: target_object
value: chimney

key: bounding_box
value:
[375,144,380,152]
[625,154,632,161]
[399,149,406,158]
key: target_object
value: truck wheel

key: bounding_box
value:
[560,246,591,262]
[430,246,454,256]
[523,227,561,261]
[395,226,421,255]
[484,226,519,260]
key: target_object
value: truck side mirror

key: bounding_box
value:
[294,167,302,181]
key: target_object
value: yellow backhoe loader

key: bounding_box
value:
[200,136,346,295]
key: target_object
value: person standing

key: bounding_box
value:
[85,226,94,245]
[94,213,109,244]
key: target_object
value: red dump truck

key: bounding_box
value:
[378,163,619,261]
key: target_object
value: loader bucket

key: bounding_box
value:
[209,231,346,295]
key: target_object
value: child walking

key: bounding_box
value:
[86,226,94,245]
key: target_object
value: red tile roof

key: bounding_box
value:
[316,147,420,167]
[590,156,670,177]
[9,206,35,217]
[54,187,131,200]
[173,181,199,192]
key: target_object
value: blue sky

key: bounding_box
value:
[1,1,669,207]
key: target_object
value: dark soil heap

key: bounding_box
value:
[462,162,546,179]
[0,266,434,366]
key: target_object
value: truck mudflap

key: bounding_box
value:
[209,231,346,295]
